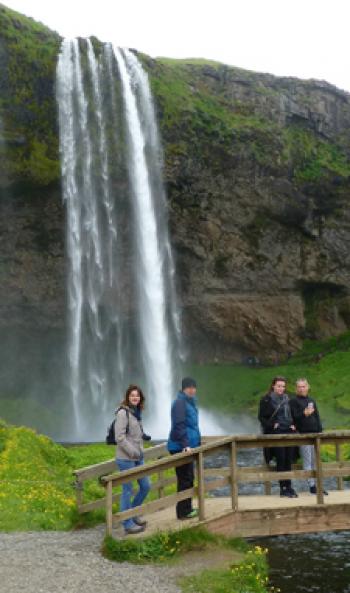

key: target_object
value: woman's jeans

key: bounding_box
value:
[116,458,150,530]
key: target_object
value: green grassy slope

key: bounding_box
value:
[187,333,350,429]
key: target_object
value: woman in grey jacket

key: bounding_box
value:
[115,385,150,534]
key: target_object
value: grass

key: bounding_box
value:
[186,332,350,429]
[103,525,245,563]
[0,420,76,530]
[0,421,176,530]
[104,527,274,592]
[180,545,274,593]
[0,420,122,531]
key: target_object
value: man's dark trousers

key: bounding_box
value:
[175,461,194,518]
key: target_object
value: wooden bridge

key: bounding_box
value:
[73,431,350,539]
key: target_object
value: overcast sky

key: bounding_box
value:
[3,0,350,92]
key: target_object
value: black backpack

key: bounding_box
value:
[105,407,129,445]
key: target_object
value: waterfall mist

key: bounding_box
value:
[56,40,181,440]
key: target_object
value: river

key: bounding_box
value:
[206,447,350,593]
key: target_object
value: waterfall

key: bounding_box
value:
[56,40,83,435]
[56,40,181,439]
[113,46,176,432]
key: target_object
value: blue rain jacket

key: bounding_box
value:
[167,391,201,453]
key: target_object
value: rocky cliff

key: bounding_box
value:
[1,3,350,394]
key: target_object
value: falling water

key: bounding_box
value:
[113,46,175,432]
[57,40,180,438]
[121,49,183,361]
[57,40,83,435]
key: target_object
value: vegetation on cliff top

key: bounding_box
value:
[0,4,61,187]
[147,57,350,186]
[2,4,348,190]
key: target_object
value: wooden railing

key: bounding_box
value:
[74,431,350,536]
[73,442,170,513]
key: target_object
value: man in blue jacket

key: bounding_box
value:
[167,377,201,519]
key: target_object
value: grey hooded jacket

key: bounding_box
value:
[114,406,144,460]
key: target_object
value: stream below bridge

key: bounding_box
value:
[206,447,350,593]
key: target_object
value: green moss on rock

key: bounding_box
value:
[0,4,61,187]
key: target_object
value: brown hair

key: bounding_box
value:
[121,384,145,410]
[269,376,287,392]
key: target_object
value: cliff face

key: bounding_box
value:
[1,5,350,378]
[148,58,350,360]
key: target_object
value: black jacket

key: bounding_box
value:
[258,392,293,433]
[290,395,322,433]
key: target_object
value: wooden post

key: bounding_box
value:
[158,470,165,498]
[197,451,205,521]
[75,478,83,510]
[264,475,272,496]
[106,481,113,536]
[315,437,324,505]
[230,441,238,511]
[336,443,344,491]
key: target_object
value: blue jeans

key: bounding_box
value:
[116,458,150,529]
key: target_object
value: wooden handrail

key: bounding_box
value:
[73,431,350,536]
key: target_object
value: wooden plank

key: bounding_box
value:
[322,468,350,478]
[74,442,168,481]
[151,475,177,491]
[102,451,197,485]
[230,441,238,511]
[205,477,230,491]
[157,470,165,499]
[321,461,350,470]
[106,480,113,536]
[336,443,344,491]
[197,451,206,521]
[315,437,324,505]
[76,432,350,482]
[75,478,84,508]
[112,487,197,523]
[237,469,314,482]
[78,492,121,514]
[203,503,350,538]
[239,465,275,473]
[204,468,230,477]
[74,459,116,481]
[144,443,168,460]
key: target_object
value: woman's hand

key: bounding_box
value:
[291,424,296,431]
[273,423,279,429]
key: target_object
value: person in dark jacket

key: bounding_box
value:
[167,377,201,519]
[290,378,328,495]
[258,376,298,498]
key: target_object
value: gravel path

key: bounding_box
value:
[0,527,181,593]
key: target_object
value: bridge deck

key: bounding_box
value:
[112,489,350,539]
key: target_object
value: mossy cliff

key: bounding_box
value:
[1,3,350,384]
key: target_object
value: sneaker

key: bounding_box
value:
[179,509,199,519]
[124,524,145,535]
[280,489,298,498]
[133,516,147,527]
[310,486,328,495]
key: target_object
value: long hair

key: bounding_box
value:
[121,384,145,410]
[269,376,287,393]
